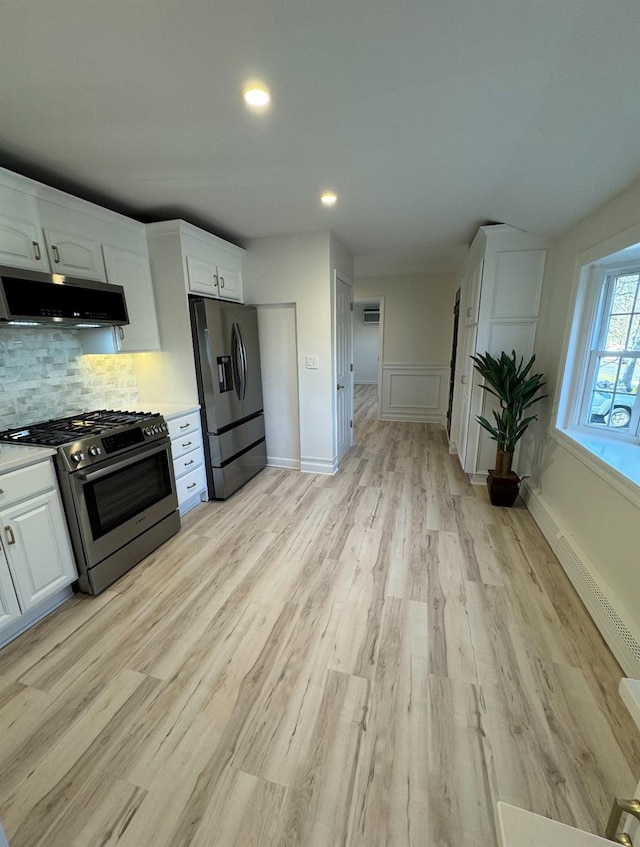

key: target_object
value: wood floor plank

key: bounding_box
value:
[0,384,637,846]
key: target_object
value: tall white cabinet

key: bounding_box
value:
[453,225,548,482]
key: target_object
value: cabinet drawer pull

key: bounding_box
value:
[466,306,473,317]
[213,274,219,287]
[181,441,192,448]
[184,459,194,467]
[0,488,3,495]
[32,241,41,261]
[187,482,197,490]
[220,276,225,288]
[179,422,190,429]
[52,245,61,264]
[4,525,16,545]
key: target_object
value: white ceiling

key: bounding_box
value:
[1,0,640,276]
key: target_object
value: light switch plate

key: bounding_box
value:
[306,355,319,369]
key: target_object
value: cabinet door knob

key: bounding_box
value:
[32,241,42,261]
[4,525,16,545]
[52,245,61,264]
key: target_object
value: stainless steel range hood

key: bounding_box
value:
[0,265,129,328]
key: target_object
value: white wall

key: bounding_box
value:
[526,176,640,670]
[244,232,345,473]
[256,304,301,469]
[353,302,380,383]
[355,273,457,422]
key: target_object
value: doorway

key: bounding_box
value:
[334,274,354,465]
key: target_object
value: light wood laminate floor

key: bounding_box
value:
[1,385,639,846]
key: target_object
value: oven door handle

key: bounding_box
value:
[75,442,170,483]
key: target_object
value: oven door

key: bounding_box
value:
[69,439,178,568]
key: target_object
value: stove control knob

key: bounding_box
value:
[153,426,159,434]
[144,427,151,436]
[89,446,101,457]
[71,451,85,464]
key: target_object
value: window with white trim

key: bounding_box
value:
[580,265,640,437]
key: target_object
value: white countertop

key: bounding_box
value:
[0,443,57,474]
[142,402,201,421]
[497,802,612,846]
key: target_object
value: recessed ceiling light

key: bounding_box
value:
[243,84,271,108]
[321,191,338,207]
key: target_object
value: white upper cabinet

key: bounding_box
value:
[146,221,245,304]
[216,261,243,302]
[42,226,106,281]
[0,168,160,354]
[0,183,50,271]
[186,253,219,297]
[103,245,160,352]
[183,233,244,302]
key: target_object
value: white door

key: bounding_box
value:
[103,245,161,352]
[0,185,49,271]
[335,275,353,464]
[1,490,76,611]
[0,548,22,632]
[43,227,106,280]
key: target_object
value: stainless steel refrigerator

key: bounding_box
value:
[190,296,267,499]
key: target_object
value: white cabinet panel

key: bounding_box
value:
[453,225,548,480]
[216,262,243,302]
[0,548,21,632]
[167,411,201,441]
[103,245,160,352]
[1,489,76,611]
[43,227,106,281]
[492,250,546,319]
[175,465,207,507]
[0,185,49,271]
[186,254,219,297]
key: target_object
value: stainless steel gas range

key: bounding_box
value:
[0,410,180,594]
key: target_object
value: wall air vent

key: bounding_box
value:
[362,308,380,326]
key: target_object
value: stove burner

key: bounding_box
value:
[0,410,161,447]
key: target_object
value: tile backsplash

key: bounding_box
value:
[0,328,140,430]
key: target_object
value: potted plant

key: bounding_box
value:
[471,350,547,507]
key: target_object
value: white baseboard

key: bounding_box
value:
[300,457,337,475]
[381,411,447,423]
[521,481,640,678]
[267,457,301,470]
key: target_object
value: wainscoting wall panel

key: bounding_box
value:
[380,364,449,423]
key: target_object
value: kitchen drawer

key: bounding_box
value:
[0,461,56,507]
[173,446,204,480]
[175,464,207,505]
[171,428,203,461]
[167,412,201,441]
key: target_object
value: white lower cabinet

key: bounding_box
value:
[0,459,77,642]
[167,411,208,514]
[0,548,22,630]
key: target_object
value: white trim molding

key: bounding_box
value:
[521,480,640,679]
[267,457,301,470]
[380,364,449,423]
[300,456,337,475]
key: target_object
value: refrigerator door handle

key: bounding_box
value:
[237,323,248,401]
[231,321,244,402]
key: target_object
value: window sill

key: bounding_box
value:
[552,426,640,509]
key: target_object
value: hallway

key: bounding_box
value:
[0,384,638,845]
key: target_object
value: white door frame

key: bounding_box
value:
[333,271,354,467]
[352,295,385,421]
